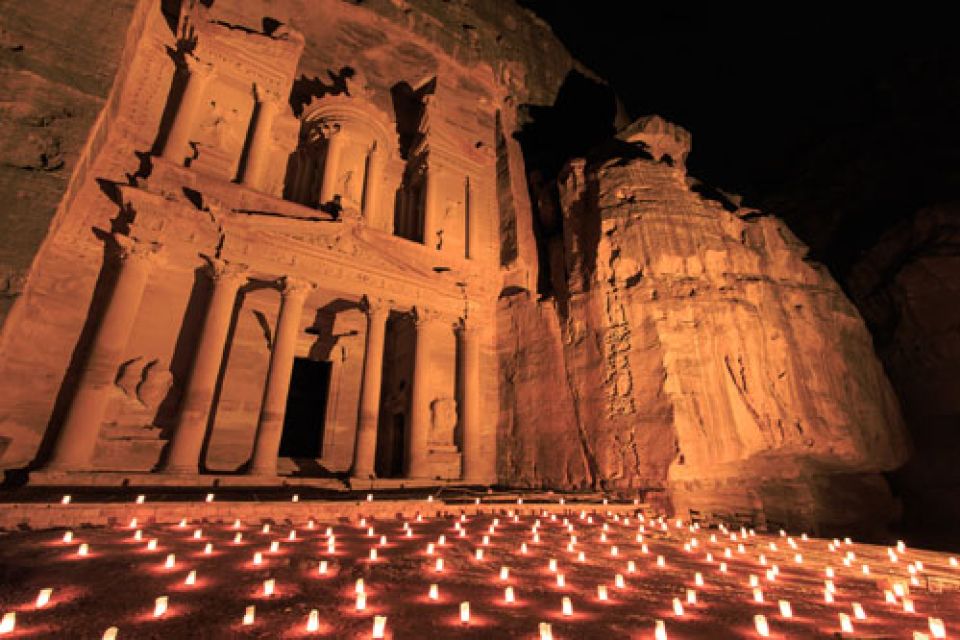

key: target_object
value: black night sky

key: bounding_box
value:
[518,4,960,277]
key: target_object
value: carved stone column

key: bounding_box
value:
[241,85,280,192]
[351,296,390,479]
[361,143,382,221]
[422,163,441,250]
[459,317,486,482]
[465,177,479,260]
[318,127,345,204]
[162,258,247,474]
[249,276,314,476]
[161,55,216,164]
[45,235,163,470]
[406,306,442,478]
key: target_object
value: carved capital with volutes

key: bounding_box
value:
[360,294,390,320]
[252,82,282,107]
[411,305,446,327]
[113,233,165,268]
[183,54,216,81]
[201,255,248,288]
[277,275,315,299]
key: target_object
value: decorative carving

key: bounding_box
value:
[113,233,164,267]
[277,274,315,298]
[359,294,390,318]
[200,255,248,286]
[429,396,457,447]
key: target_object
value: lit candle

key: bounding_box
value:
[61,495,71,505]
[597,585,608,600]
[263,578,275,596]
[242,605,255,625]
[686,589,697,605]
[556,573,565,587]
[929,617,946,639]
[78,543,89,557]
[694,572,704,586]
[35,588,53,608]
[753,587,764,603]
[475,549,484,561]
[655,620,668,640]
[355,578,365,594]
[370,548,378,561]
[153,596,168,618]
[205,493,214,503]
[615,573,625,588]
[269,541,279,553]
[720,562,728,573]
[460,601,470,624]
[306,608,319,632]
[754,614,770,637]
[540,621,554,640]
[657,555,665,567]
[356,593,366,611]
[102,627,118,640]
[549,558,558,572]
[562,596,573,616]
[903,598,915,613]
[318,560,328,575]
[164,553,176,569]
[233,533,242,544]
[289,530,297,541]
[147,538,158,551]
[435,558,444,572]
[627,560,636,573]
[505,586,515,603]
[500,566,510,581]
[672,597,684,616]
[253,552,263,565]
[778,600,792,618]
[839,612,853,633]
[372,615,387,639]
[429,584,439,600]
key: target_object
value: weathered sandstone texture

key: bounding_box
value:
[848,203,960,534]
[0,0,910,534]
[497,122,909,533]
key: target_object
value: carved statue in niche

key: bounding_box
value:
[429,396,457,447]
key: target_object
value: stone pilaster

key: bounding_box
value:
[351,296,390,479]
[406,306,444,478]
[459,316,487,482]
[161,55,216,164]
[248,276,314,476]
[318,126,345,205]
[240,84,281,192]
[162,258,247,474]
[45,235,163,470]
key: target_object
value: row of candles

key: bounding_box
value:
[2,505,955,638]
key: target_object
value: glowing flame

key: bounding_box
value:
[36,588,53,608]
[243,605,255,625]
[153,596,168,618]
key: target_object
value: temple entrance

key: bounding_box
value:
[278,358,331,459]
[374,312,415,477]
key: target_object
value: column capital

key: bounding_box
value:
[252,82,282,106]
[360,295,390,319]
[411,305,447,327]
[201,255,248,286]
[183,54,216,80]
[113,233,164,267]
[277,275,315,299]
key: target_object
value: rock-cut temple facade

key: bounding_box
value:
[0,0,908,534]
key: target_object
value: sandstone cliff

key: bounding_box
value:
[498,121,909,533]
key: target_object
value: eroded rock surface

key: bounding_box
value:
[498,122,908,533]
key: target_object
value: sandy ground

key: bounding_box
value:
[0,506,957,638]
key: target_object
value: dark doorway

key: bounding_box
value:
[278,358,331,458]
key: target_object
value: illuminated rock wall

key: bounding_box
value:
[497,128,909,533]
